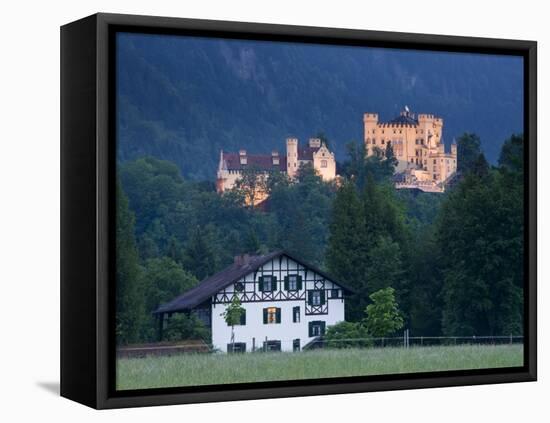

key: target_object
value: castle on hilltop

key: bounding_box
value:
[216,137,337,205]
[364,107,457,192]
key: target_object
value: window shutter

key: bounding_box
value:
[258,276,264,292]
[284,276,289,291]
[297,275,303,291]
[320,321,326,336]
[308,321,313,337]
[307,290,313,305]
[263,308,268,324]
[240,310,246,325]
[271,276,277,291]
[320,290,326,305]
[276,308,281,323]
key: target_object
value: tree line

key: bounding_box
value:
[116,133,524,345]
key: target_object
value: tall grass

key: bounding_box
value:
[116,344,523,390]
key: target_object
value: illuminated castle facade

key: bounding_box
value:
[216,137,336,205]
[364,107,457,192]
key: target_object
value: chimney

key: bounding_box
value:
[309,138,321,148]
[239,149,247,165]
[272,150,280,165]
[234,254,251,266]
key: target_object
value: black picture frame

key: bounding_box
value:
[60,12,537,409]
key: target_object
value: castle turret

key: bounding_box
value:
[286,137,298,178]
[363,113,379,155]
[451,138,457,156]
[216,150,228,193]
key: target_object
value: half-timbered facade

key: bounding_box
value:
[155,251,353,353]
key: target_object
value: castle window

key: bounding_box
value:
[372,139,376,145]
[381,139,385,145]
[321,160,328,168]
[433,159,437,164]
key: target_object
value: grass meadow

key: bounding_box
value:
[116,344,523,390]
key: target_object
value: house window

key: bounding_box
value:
[263,307,281,324]
[263,340,281,352]
[321,160,327,168]
[234,282,244,292]
[308,321,326,337]
[308,290,325,306]
[330,289,339,298]
[293,339,301,351]
[227,342,246,353]
[293,306,300,323]
[284,274,302,291]
[259,275,277,292]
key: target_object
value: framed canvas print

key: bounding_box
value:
[60,13,537,409]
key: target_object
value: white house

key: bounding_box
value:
[155,250,354,352]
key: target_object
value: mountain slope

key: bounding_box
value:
[116,32,524,180]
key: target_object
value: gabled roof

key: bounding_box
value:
[154,250,355,315]
[297,146,321,161]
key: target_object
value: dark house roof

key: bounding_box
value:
[154,250,355,315]
[223,153,287,172]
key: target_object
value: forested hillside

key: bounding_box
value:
[116,133,525,345]
[116,33,523,180]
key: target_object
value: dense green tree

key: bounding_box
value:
[457,132,485,175]
[163,313,211,343]
[326,180,368,319]
[232,165,269,208]
[436,136,524,336]
[182,225,220,281]
[324,321,372,348]
[221,297,246,351]
[341,141,396,189]
[141,257,198,340]
[499,134,524,174]
[365,235,404,295]
[363,287,404,338]
[116,182,146,345]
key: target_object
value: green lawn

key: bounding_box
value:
[116,344,523,390]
